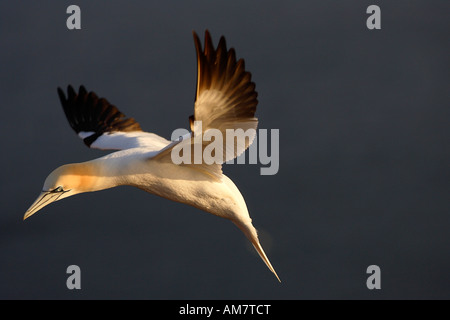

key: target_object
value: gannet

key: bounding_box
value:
[24,30,280,282]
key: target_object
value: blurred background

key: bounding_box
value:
[0,0,448,299]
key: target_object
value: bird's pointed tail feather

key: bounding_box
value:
[234,221,281,282]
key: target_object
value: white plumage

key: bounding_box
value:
[24,30,280,282]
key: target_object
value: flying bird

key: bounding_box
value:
[24,30,280,282]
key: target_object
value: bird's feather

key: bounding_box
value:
[153,30,259,174]
[192,30,258,162]
[57,85,169,151]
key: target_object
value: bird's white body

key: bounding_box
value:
[46,148,278,280]
[92,148,250,223]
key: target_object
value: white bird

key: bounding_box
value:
[24,30,280,282]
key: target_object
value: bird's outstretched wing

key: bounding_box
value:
[192,30,258,162]
[154,30,258,176]
[57,85,170,151]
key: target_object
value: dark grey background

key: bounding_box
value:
[0,1,449,299]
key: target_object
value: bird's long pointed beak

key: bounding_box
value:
[24,191,58,220]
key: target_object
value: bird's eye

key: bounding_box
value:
[52,186,64,193]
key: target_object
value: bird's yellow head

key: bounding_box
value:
[24,163,95,220]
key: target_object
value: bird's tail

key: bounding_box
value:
[233,221,281,282]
